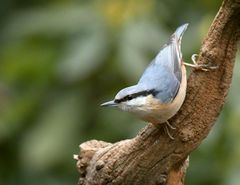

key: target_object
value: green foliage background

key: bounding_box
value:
[0,0,240,185]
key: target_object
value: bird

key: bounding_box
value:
[100,23,206,139]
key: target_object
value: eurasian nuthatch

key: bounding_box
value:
[101,24,205,139]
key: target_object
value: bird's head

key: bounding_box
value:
[101,85,158,113]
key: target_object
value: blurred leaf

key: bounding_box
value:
[95,108,143,141]
[0,87,46,141]
[57,30,108,82]
[97,0,155,27]
[224,168,240,185]
[0,39,58,84]
[20,92,82,171]
[118,20,168,81]
[1,5,100,39]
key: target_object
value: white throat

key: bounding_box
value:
[118,96,148,112]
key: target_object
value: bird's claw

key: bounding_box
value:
[166,120,176,130]
[154,121,175,140]
[184,54,218,71]
[195,63,218,71]
[164,125,175,140]
[190,63,218,72]
[164,121,175,140]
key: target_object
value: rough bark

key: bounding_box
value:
[75,0,240,184]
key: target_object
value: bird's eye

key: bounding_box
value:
[114,99,120,103]
[127,96,133,101]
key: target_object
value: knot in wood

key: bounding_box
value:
[96,160,105,171]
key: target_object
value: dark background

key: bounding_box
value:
[0,0,240,185]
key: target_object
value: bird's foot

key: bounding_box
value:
[184,54,218,71]
[154,121,175,140]
[163,121,175,140]
[166,120,176,130]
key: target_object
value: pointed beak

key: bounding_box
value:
[100,100,118,107]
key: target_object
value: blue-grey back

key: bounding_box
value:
[137,24,188,103]
[137,62,180,103]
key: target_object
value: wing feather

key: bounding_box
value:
[137,24,188,103]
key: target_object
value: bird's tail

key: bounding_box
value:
[171,23,188,66]
[173,23,189,43]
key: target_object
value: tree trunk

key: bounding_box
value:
[74,0,240,184]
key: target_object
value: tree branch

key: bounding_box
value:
[75,0,240,184]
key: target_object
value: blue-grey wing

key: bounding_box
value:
[137,41,182,103]
[137,24,188,103]
[138,63,180,103]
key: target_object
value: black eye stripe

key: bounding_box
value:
[114,99,121,103]
[114,89,158,103]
